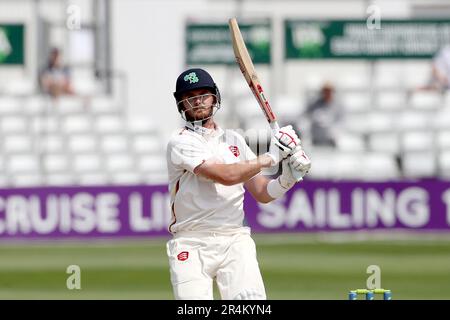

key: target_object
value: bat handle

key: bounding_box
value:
[290,162,304,182]
[270,121,303,181]
[269,121,280,135]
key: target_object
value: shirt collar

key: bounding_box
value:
[184,121,223,139]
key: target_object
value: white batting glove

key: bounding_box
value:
[267,158,298,199]
[279,159,298,189]
[266,125,300,165]
[289,146,311,177]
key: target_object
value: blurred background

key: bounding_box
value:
[0,0,450,300]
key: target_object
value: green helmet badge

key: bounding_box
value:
[184,72,199,84]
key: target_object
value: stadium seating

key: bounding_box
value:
[39,134,65,153]
[273,95,305,119]
[0,97,22,115]
[335,133,366,152]
[402,152,437,178]
[100,134,128,153]
[368,132,400,154]
[375,92,407,110]
[0,58,449,187]
[43,154,70,173]
[410,91,442,110]
[341,91,371,112]
[361,153,399,181]
[68,134,98,153]
[437,131,450,149]
[241,78,449,182]
[438,151,450,178]
[0,92,167,187]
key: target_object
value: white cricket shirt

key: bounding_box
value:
[166,125,257,234]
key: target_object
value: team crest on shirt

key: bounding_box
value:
[229,145,240,157]
[177,251,189,261]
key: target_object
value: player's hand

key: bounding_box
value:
[279,158,298,189]
[267,125,300,165]
[289,146,311,177]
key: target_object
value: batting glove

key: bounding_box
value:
[267,158,297,199]
[289,146,311,177]
[266,125,300,165]
[280,158,298,188]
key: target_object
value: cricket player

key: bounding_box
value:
[166,68,311,300]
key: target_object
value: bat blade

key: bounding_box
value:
[229,18,305,182]
[228,18,278,128]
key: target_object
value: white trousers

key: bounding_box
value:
[166,231,266,300]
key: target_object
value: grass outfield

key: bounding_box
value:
[1,233,450,300]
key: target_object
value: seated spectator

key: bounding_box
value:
[39,48,74,97]
[431,45,450,91]
[419,45,450,92]
[305,82,343,147]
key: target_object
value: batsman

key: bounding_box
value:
[166,68,311,300]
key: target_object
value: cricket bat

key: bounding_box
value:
[228,17,303,180]
[228,17,279,133]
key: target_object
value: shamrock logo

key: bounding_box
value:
[184,72,199,84]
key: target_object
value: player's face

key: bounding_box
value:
[180,89,216,121]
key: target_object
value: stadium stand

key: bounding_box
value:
[1,60,448,187]
[0,91,166,187]
[233,59,448,181]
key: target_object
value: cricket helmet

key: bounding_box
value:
[173,68,221,112]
